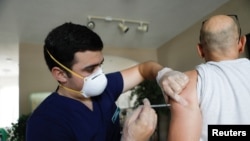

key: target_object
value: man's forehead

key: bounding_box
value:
[73,51,103,65]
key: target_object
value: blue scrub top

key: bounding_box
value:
[26,72,123,141]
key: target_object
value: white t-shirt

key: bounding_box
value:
[196,58,250,141]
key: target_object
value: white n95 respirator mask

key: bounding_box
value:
[46,49,107,98]
[81,68,107,98]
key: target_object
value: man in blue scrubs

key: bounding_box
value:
[26,22,188,141]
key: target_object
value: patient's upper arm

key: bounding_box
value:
[167,70,202,141]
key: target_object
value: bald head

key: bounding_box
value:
[199,15,240,51]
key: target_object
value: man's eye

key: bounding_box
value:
[85,67,95,73]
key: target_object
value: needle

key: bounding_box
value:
[150,104,171,108]
[122,104,171,110]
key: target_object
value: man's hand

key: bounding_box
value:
[121,98,157,141]
[157,68,189,105]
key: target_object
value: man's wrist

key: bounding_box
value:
[156,67,172,84]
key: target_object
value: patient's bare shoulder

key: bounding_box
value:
[171,70,198,108]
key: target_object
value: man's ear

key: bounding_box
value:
[238,35,246,53]
[197,43,205,58]
[51,67,67,83]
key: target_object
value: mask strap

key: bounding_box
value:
[59,84,82,94]
[46,49,83,79]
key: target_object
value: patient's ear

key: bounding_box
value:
[197,43,205,58]
[238,35,246,53]
[51,67,67,83]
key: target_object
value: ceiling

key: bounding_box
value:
[0,0,229,78]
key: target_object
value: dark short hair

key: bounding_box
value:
[43,22,103,72]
